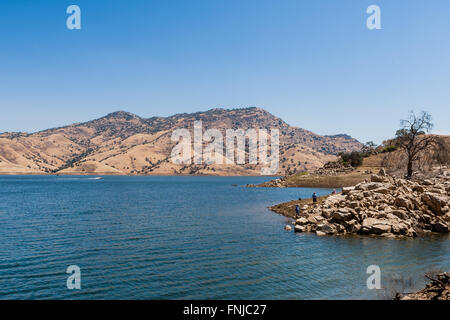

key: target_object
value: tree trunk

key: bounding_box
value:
[407,156,413,180]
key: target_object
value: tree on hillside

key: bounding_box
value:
[394,111,442,179]
[362,141,377,154]
[339,151,364,167]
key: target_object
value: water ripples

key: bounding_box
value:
[0,176,448,299]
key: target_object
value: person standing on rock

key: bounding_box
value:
[295,204,300,218]
[312,192,317,203]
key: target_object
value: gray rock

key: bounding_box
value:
[307,216,318,224]
[296,217,309,225]
[332,210,353,221]
[366,182,386,190]
[422,192,447,215]
[395,197,412,210]
[316,223,336,235]
[372,223,392,234]
[391,222,408,235]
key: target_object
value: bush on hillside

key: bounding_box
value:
[338,151,365,167]
[382,145,397,153]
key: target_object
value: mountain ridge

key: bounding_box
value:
[0,107,363,176]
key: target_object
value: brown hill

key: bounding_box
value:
[0,107,363,175]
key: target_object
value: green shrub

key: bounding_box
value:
[382,145,397,153]
[339,151,364,167]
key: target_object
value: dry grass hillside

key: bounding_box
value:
[0,108,363,176]
[250,136,450,188]
[251,154,384,188]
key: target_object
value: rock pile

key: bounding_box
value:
[246,177,288,188]
[314,160,355,176]
[294,169,450,238]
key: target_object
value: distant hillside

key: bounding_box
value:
[0,107,363,175]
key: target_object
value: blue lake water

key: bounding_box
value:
[0,175,448,299]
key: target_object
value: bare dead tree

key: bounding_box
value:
[394,111,441,179]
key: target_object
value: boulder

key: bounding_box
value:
[362,218,392,235]
[307,216,318,224]
[366,182,386,190]
[296,217,309,225]
[372,223,392,234]
[422,192,448,215]
[284,225,292,231]
[405,228,417,237]
[294,225,306,233]
[396,179,408,187]
[371,174,388,183]
[391,222,408,235]
[432,221,449,233]
[316,223,336,235]
[332,210,353,221]
[316,231,327,236]
[413,185,425,193]
[321,209,333,219]
[344,219,361,233]
[362,217,381,228]
[349,201,360,209]
[314,215,325,222]
[395,197,413,210]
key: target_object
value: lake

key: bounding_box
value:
[0,175,448,299]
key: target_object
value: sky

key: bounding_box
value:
[0,0,449,144]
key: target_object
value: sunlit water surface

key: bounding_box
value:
[0,176,448,299]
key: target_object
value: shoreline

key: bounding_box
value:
[397,272,450,300]
[247,168,379,189]
[272,169,450,239]
[0,173,281,177]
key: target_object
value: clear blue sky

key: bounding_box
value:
[1,0,449,144]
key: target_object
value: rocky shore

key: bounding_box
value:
[272,168,450,238]
[397,273,450,300]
